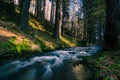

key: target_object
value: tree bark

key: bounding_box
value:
[43,0,46,19]
[36,0,42,19]
[20,0,31,31]
[53,0,62,39]
[19,0,23,12]
[50,0,56,24]
[104,0,120,50]
[61,17,65,36]
[61,0,69,36]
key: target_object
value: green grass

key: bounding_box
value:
[0,36,31,56]
[86,51,120,80]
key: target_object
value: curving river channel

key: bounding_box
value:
[0,46,101,80]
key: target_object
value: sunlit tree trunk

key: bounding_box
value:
[104,0,120,50]
[53,0,62,39]
[20,0,31,31]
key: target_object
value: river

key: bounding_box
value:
[0,46,101,80]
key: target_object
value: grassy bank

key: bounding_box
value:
[0,17,76,58]
[85,51,120,80]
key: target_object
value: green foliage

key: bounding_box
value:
[0,42,15,52]
[87,51,120,80]
[0,36,31,56]
[98,55,107,62]
[9,36,17,43]
[102,76,110,80]
[115,57,120,64]
[9,37,31,55]
[15,40,31,55]
[0,38,16,55]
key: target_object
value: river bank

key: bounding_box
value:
[85,51,120,80]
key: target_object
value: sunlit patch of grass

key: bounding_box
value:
[16,40,31,55]
[29,18,46,32]
[36,36,55,51]
[9,37,31,54]
[28,16,76,49]
[0,37,31,56]
[60,36,76,47]
[0,16,77,57]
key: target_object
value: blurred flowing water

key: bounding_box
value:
[0,46,101,80]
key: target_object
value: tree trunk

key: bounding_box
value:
[43,0,46,19]
[50,0,56,24]
[104,0,120,50]
[61,0,69,36]
[19,0,23,12]
[20,0,31,31]
[36,0,42,19]
[53,0,62,39]
[61,16,65,36]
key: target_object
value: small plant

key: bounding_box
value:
[98,55,107,62]
[15,39,31,55]
[9,36,17,43]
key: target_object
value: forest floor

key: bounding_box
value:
[0,17,76,58]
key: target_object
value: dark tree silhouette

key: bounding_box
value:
[104,0,120,50]
[53,0,62,39]
[50,0,56,24]
[62,0,69,35]
[20,0,31,31]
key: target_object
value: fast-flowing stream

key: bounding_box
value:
[0,46,101,80]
